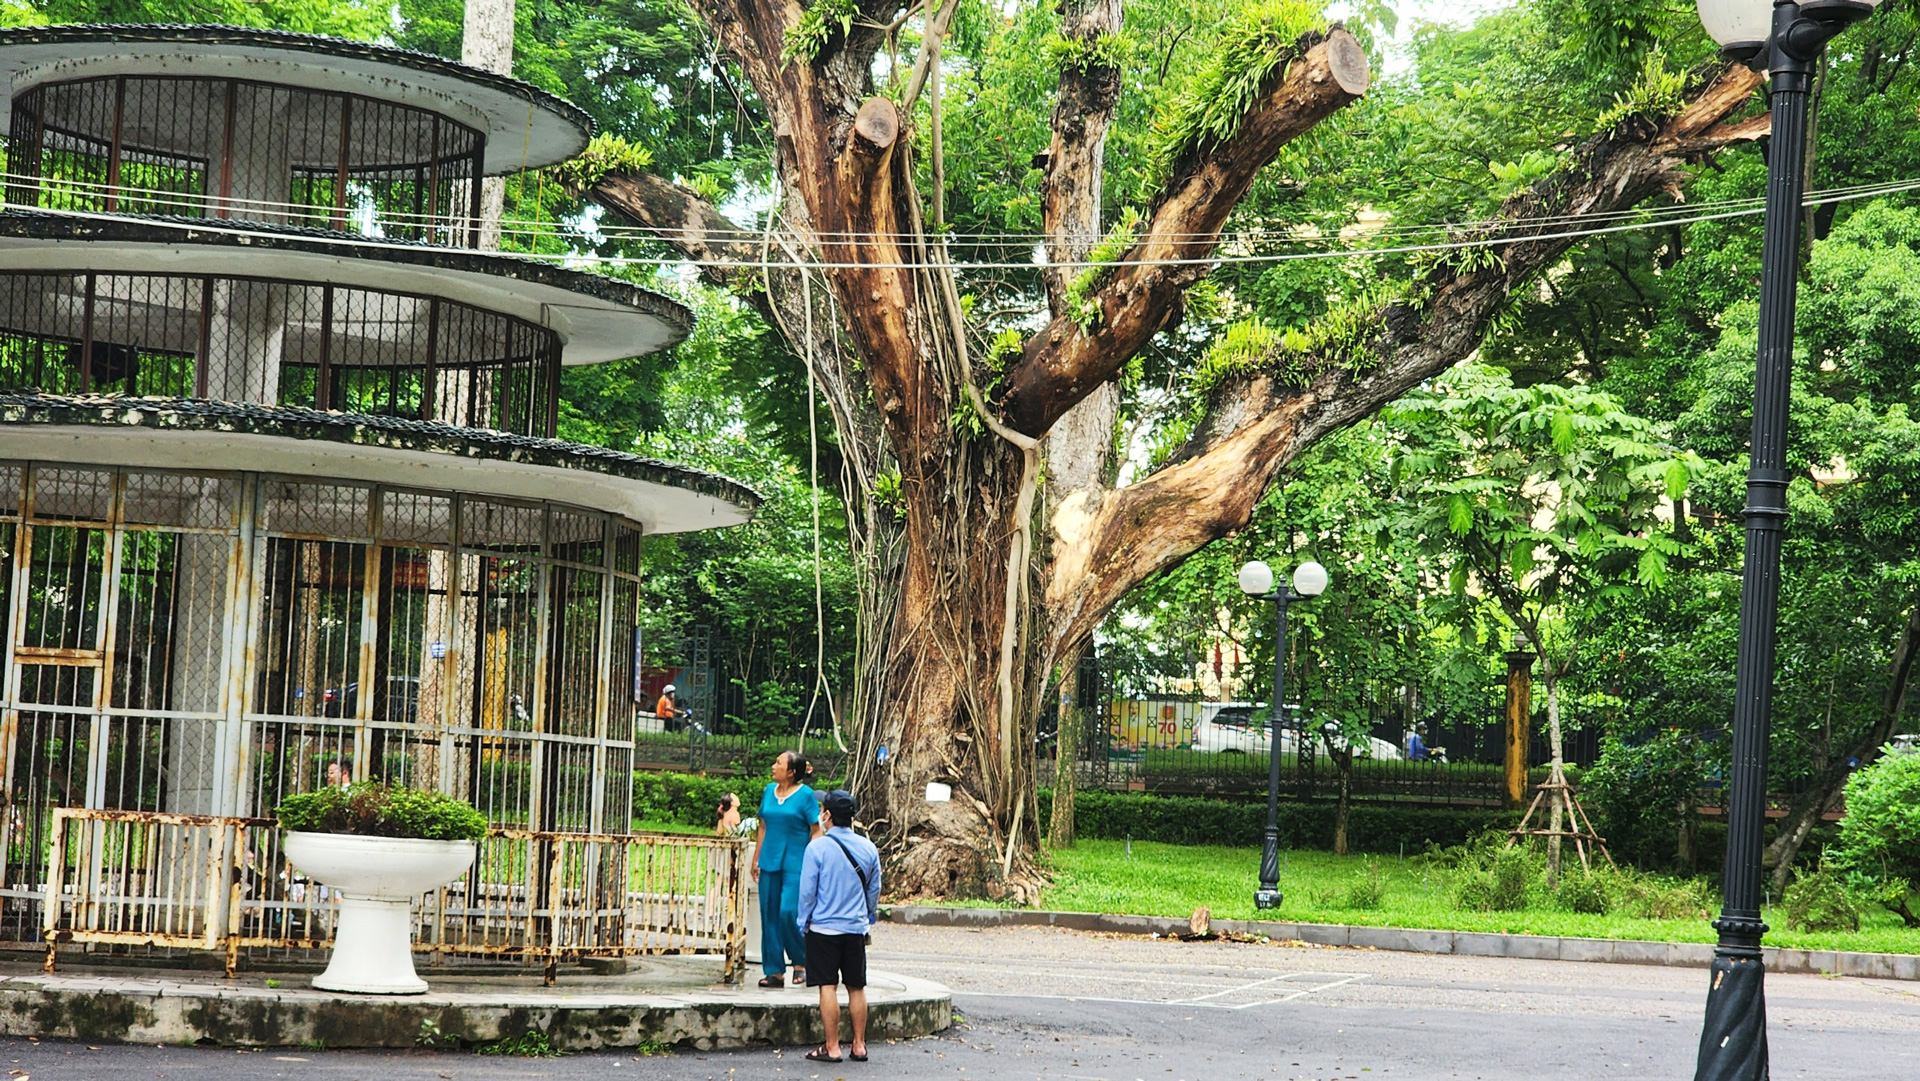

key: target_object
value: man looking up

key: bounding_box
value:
[796,788,880,1063]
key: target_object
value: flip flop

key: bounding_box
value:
[850,1050,869,1061]
[805,1047,843,1063]
[757,975,784,988]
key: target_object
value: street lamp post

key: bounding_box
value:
[1238,559,1329,910]
[1690,4,1884,1080]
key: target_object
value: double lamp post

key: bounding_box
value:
[1236,558,1328,910]
[1691,3,1886,1080]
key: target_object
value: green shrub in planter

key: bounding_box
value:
[276,782,488,842]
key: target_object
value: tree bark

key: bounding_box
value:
[1047,654,1083,849]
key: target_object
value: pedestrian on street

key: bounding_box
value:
[751,750,819,987]
[797,788,880,1064]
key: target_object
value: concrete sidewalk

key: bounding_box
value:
[885,904,1920,980]
[0,955,950,1050]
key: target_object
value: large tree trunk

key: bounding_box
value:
[1765,597,1920,889]
[585,1,1766,898]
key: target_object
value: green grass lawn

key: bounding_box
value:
[1009,839,1920,956]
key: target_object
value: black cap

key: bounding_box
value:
[823,789,858,817]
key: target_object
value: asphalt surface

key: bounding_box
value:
[9,922,1920,1080]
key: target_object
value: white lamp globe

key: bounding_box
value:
[1698,1,1886,48]
[1238,560,1275,597]
[1291,561,1330,598]
[1695,0,1772,46]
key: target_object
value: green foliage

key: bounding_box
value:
[984,328,1025,384]
[1556,867,1612,914]
[1190,279,1406,392]
[1581,733,1706,871]
[871,468,905,520]
[1063,208,1143,332]
[476,1028,563,1058]
[1137,2,1324,199]
[1833,753,1920,925]
[540,134,655,196]
[275,782,488,842]
[1450,843,1542,912]
[1342,857,1388,910]
[1045,30,1136,75]
[1613,872,1713,921]
[723,678,804,745]
[1487,151,1560,199]
[1038,789,1517,853]
[631,770,749,829]
[1783,864,1863,933]
[782,0,860,64]
[1591,48,1690,133]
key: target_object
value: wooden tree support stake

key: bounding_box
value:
[1507,763,1614,871]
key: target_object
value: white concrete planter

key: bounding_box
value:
[282,832,477,995]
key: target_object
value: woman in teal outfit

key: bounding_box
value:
[751,750,820,987]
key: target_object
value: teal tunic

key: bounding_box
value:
[757,782,819,871]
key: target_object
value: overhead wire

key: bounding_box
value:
[13,170,1920,245]
[11,173,1920,272]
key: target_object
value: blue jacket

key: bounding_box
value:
[797,827,881,937]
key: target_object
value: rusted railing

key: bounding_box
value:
[43,810,750,981]
[41,809,239,971]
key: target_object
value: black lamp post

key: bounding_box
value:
[1237,558,1329,910]
[1690,4,1884,1080]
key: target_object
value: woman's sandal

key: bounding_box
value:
[804,1047,842,1063]
[790,967,806,985]
[757,974,784,988]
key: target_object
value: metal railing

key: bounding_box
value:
[42,809,750,980]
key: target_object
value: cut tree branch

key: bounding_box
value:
[1003,27,1371,435]
[1044,64,1768,653]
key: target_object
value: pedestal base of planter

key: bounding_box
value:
[313,896,429,995]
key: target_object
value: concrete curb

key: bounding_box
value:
[0,965,952,1051]
[883,905,1920,982]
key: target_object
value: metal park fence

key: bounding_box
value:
[39,808,750,980]
[1063,695,1601,808]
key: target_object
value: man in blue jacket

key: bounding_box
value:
[796,788,881,1063]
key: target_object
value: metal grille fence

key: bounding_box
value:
[7,75,485,244]
[0,271,562,436]
[43,809,749,979]
[1,462,654,948]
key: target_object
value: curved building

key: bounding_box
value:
[0,24,754,940]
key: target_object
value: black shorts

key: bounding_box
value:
[803,931,867,989]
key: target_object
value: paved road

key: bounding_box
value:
[10,923,1920,1080]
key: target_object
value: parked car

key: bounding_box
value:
[1190,702,1300,755]
[1319,719,1402,761]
